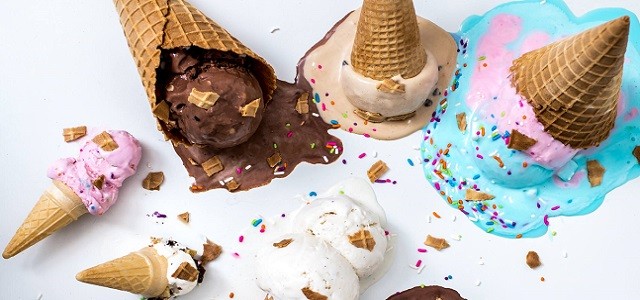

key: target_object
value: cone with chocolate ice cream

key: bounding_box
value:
[351,0,427,80]
[3,180,86,259]
[112,0,276,144]
[510,16,630,149]
[76,247,170,298]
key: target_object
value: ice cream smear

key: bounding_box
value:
[234,178,392,299]
[47,130,142,215]
[76,239,203,299]
[421,0,640,238]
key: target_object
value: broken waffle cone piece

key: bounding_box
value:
[302,287,329,300]
[112,0,276,143]
[465,189,495,201]
[76,246,169,298]
[367,160,389,182]
[508,129,537,151]
[587,160,605,187]
[3,180,86,259]
[351,0,427,80]
[348,229,376,251]
[424,234,449,251]
[510,16,630,149]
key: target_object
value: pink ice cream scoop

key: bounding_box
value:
[47,130,142,215]
[4,130,142,259]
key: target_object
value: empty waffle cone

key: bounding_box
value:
[3,180,86,259]
[76,247,169,298]
[112,0,276,144]
[510,16,630,149]
[350,0,427,80]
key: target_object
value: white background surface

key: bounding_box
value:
[1,0,640,299]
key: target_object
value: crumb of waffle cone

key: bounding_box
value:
[225,180,240,191]
[63,126,87,142]
[526,251,542,269]
[377,78,406,94]
[634,146,640,164]
[301,287,328,300]
[348,229,376,251]
[424,235,449,251]
[465,189,495,201]
[92,175,106,190]
[456,113,467,132]
[92,131,119,151]
[188,88,220,110]
[507,129,537,151]
[587,160,605,187]
[201,156,224,177]
[273,238,293,248]
[152,101,171,123]
[295,92,310,114]
[171,261,199,282]
[240,98,262,117]
[142,172,165,191]
[267,152,282,168]
[201,241,222,264]
[177,212,190,223]
[367,160,389,182]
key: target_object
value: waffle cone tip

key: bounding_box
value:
[2,181,85,259]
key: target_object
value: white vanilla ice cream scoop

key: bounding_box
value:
[291,195,388,278]
[255,233,360,300]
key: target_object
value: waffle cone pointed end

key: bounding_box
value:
[76,247,168,297]
[3,180,86,259]
[113,0,276,143]
[350,0,427,80]
[510,16,630,149]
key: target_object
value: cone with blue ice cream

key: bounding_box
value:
[510,16,630,149]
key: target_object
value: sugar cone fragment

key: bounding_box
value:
[350,0,427,80]
[112,0,276,143]
[510,16,630,149]
[76,247,169,298]
[3,180,86,259]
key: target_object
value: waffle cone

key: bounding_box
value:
[112,0,276,143]
[76,247,169,297]
[3,180,86,259]
[350,0,427,80]
[510,16,630,149]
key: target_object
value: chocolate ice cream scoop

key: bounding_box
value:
[387,285,466,300]
[157,48,264,148]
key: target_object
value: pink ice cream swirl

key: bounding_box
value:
[47,130,142,215]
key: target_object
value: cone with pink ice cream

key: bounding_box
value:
[2,130,141,259]
[509,16,630,149]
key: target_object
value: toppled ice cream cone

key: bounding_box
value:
[76,239,204,299]
[112,0,276,147]
[3,130,141,259]
[510,16,630,149]
[341,0,439,122]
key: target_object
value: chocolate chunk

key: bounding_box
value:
[526,251,542,269]
[633,146,640,164]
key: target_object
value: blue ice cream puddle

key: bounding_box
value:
[421,0,640,238]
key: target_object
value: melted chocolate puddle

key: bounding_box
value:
[174,80,342,192]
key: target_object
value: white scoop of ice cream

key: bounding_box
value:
[255,233,359,300]
[291,195,388,278]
